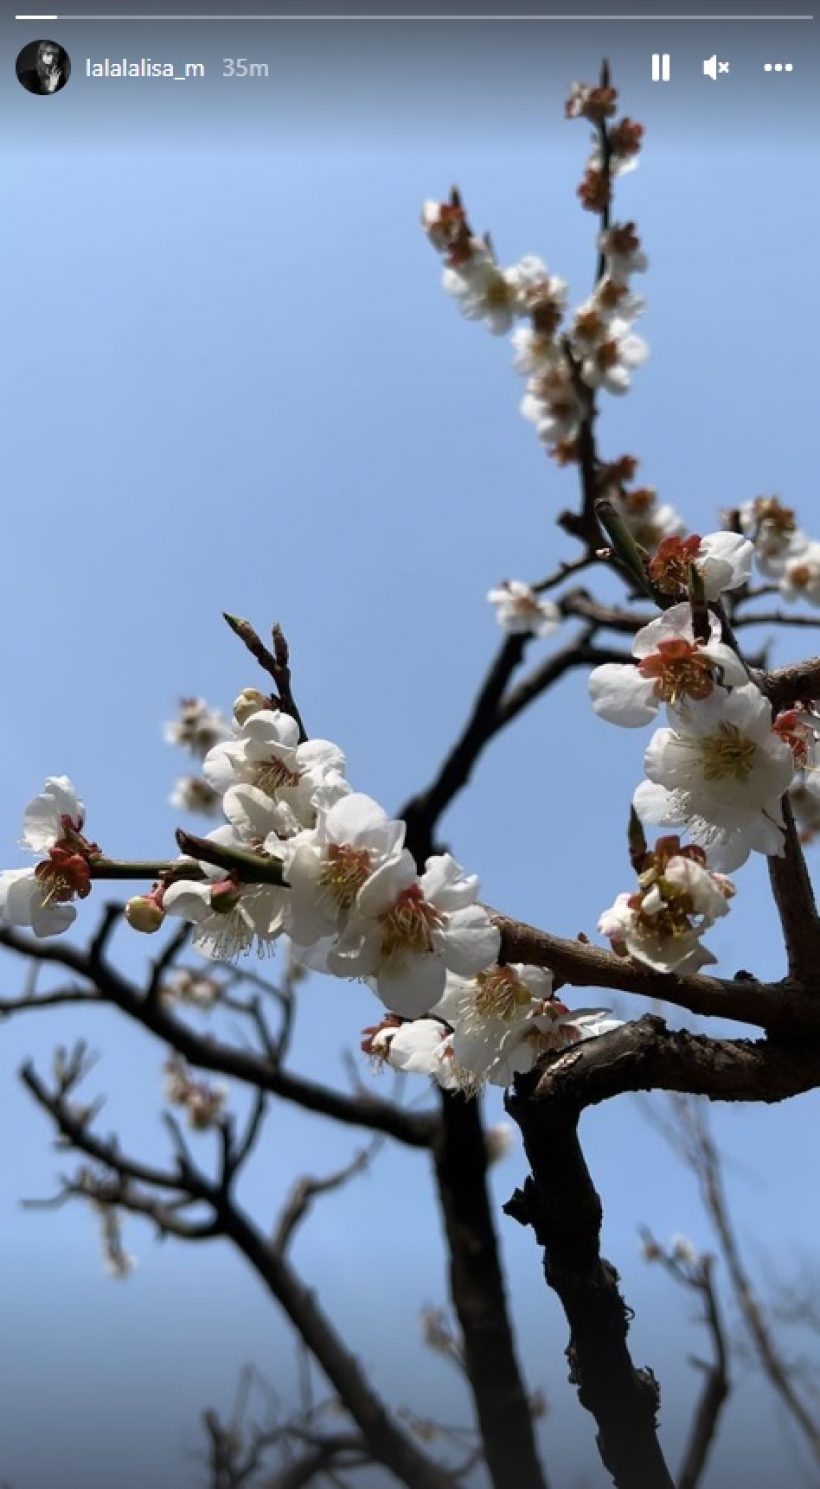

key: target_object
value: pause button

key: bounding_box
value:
[651,53,671,82]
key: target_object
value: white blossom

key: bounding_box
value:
[778,542,820,605]
[283,792,406,945]
[204,709,347,828]
[164,698,230,758]
[588,604,747,728]
[648,532,753,603]
[327,852,500,1018]
[634,684,794,870]
[487,580,560,639]
[597,223,648,278]
[170,775,221,816]
[580,328,648,395]
[598,844,734,973]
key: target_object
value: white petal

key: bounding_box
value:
[589,665,659,727]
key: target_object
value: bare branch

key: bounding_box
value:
[272,1141,381,1258]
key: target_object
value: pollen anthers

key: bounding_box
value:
[34,845,93,904]
[638,638,715,704]
[699,722,758,783]
[471,965,532,1022]
[380,884,444,960]
[317,842,374,907]
[647,534,703,597]
[254,756,301,796]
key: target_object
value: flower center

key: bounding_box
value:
[380,884,444,961]
[699,723,757,782]
[483,272,514,309]
[34,845,92,905]
[472,966,532,1021]
[318,843,374,907]
[255,755,302,796]
[638,639,715,704]
[789,564,812,590]
[647,534,703,597]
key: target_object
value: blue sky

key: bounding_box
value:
[2,28,820,1489]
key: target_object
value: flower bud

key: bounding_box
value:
[233,689,269,725]
[125,895,166,934]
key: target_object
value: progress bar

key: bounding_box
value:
[13,12,818,19]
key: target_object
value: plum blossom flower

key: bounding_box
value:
[634,684,795,870]
[598,836,734,972]
[431,962,554,1086]
[0,776,95,939]
[647,532,753,602]
[441,252,520,336]
[520,361,584,445]
[580,327,648,395]
[364,1016,459,1090]
[160,968,222,1009]
[170,775,221,816]
[327,852,500,1017]
[163,1056,227,1130]
[597,222,648,278]
[164,698,230,758]
[204,709,347,828]
[588,603,747,728]
[609,485,684,551]
[778,541,820,605]
[565,80,618,122]
[487,580,560,639]
[163,795,288,960]
[740,495,807,578]
[282,792,406,945]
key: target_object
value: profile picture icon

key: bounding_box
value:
[16,39,71,95]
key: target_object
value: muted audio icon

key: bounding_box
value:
[703,54,730,80]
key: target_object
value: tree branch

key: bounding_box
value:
[432,1092,548,1489]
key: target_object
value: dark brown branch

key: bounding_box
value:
[400,628,613,864]
[400,632,530,861]
[22,1065,456,1489]
[493,635,629,732]
[765,796,820,982]
[432,1092,549,1489]
[505,1086,674,1489]
[758,655,820,709]
[495,913,820,1034]
[0,927,438,1149]
[528,1015,820,1108]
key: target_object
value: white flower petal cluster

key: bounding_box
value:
[589,603,747,728]
[598,836,734,972]
[0,776,91,939]
[739,495,820,607]
[423,91,647,463]
[163,1056,227,1130]
[164,697,230,758]
[160,698,501,1020]
[647,532,753,603]
[366,962,622,1095]
[487,580,560,639]
[634,683,795,870]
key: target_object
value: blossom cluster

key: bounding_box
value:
[362,962,621,1096]
[589,529,817,968]
[740,495,820,607]
[164,696,228,818]
[163,1055,227,1130]
[0,685,626,1095]
[422,80,648,466]
[598,455,685,553]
